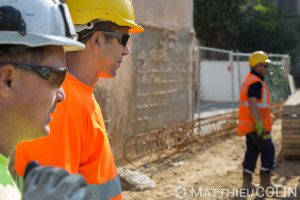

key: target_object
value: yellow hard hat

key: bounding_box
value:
[65,0,144,33]
[249,51,271,67]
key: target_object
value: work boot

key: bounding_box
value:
[260,171,283,191]
[242,172,258,192]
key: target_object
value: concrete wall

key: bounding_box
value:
[131,28,194,134]
[199,61,249,102]
[133,0,193,31]
[94,0,195,163]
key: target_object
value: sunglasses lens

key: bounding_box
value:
[49,70,66,88]
[100,31,130,47]
[59,70,67,87]
[121,35,130,47]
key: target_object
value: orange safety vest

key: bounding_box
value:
[15,73,122,200]
[238,73,272,136]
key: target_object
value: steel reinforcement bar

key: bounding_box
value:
[124,101,284,166]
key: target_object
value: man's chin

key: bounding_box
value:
[43,125,50,136]
[34,125,50,139]
[111,69,117,77]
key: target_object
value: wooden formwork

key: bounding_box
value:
[282,90,300,159]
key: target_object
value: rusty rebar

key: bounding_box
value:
[124,102,284,166]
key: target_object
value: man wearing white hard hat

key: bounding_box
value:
[0,0,90,199]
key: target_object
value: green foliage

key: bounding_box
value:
[264,64,290,102]
[194,0,247,48]
[236,0,300,61]
[193,0,300,62]
[254,4,267,13]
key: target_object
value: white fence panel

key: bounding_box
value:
[200,61,249,102]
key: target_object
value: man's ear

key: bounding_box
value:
[0,64,15,98]
[90,31,103,51]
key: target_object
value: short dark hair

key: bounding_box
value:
[0,45,48,64]
[77,22,120,44]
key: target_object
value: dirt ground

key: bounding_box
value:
[122,119,300,200]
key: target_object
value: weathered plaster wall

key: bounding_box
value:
[94,0,195,163]
[131,28,194,134]
[133,0,193,31]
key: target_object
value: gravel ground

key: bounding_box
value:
[122,119,300,200]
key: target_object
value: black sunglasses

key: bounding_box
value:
[82,31,130,47]
[0,62,66,88]
[261,64,269,68]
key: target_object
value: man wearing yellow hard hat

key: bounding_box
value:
[238,51,282,191]
[15,0,144,199]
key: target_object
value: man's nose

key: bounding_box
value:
[123,45,130,56]
[55,86,65,103]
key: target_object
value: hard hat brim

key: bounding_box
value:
[0,32,85,52]
[265,59,271,63]
[71,9,144,33]
[127,22,144,33]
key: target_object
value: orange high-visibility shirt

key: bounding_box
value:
[15,73,122,200]
[238,73,272,136]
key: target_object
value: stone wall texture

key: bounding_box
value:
[94,0,195,163]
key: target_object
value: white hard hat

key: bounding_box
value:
[0,0,84,51]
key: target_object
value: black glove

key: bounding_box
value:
[22,161,91,200]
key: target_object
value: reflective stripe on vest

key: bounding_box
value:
[239,101,270,108]
[240,76,270,109]
[89,175,122,200]
[239,121,255,128]
[242,76,257,95]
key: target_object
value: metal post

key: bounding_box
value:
[197,49,202,135]
[197,50,201,120]
[237,50,242,92]
[192,47,197,122]
[229,51,235,112]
